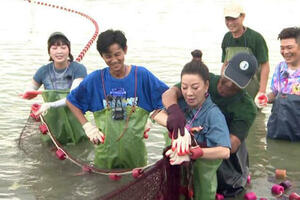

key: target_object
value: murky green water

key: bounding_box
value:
[1,0,299,199]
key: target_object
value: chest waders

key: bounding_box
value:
[217,141,249,197]
[267,71,300,141]
[93,67,150,169]
[41,90,87,145]
[225,46,260,99]
[192,158,222,200]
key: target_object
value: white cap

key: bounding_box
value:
[224,2,244,18]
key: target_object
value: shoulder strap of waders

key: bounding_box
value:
[100,66,139,141]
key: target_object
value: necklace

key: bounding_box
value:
[185,106,202,131]
[52,64,68,77]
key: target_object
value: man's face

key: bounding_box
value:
[225,14,245,35]
[217,76,241,97]
[280,38,300,67]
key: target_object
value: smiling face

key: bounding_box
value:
[225,14,245,37]
[101,43,127,77]
[280,38,300,67]
[181,74,209,108]
[49,42,70,67]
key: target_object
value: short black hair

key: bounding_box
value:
[181,60,209,82]
[278,27,300,43]
[96,29,127,55]
[47,32,73,62]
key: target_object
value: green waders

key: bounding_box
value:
[93,106,149,169]
[41,90,87,145]
[192,159,222,200]
[164,134,222,200]
[225,47,260,99]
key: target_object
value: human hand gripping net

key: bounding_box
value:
[166,104,186,139]
[171,128,191,156]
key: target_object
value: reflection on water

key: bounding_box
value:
[1,0,300,199]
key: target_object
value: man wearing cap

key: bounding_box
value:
[162,52,257,198]
[221,2,270,102]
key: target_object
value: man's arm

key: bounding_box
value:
[230,134,241,153]
[162,86,186,138]
[162,86,182,108]
[258,61,270,93]
[66,99,105,144]
[66,99,88,125]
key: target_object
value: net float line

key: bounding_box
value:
[38,114,156,178]
[24,0,99,62]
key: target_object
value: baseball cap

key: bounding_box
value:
[224,52,258,89]
[48,32,68,40]
[224,2,244,18]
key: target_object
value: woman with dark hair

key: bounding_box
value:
[22,32,87,145]
[23,32,87,114]
[165,60,231,200]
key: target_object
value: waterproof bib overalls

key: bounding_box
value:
[42,90,87,145]
[93,67,150,169]
[225,44,260,99]
[267,71,300,141]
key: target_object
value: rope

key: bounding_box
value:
[22,0,157,178]
[24,0,99,62]
[39,115,156,176]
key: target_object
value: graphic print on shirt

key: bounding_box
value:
[102,87,138,120]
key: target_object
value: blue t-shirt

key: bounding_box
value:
[178,95,231,148]
[67,65,169,113]
[33,61,87,90]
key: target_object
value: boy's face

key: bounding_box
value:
[101,43,127,73]
[280,38,300,67]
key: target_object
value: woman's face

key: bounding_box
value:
[49,43,69,65]
[101,43,127,76]
[181,74,209,108]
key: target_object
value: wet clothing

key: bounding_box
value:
[67,65,168,169]
[41,90,87,145]
[267,62,300,141]
[33,61,87,90]
[178,95,231,200]
[221,27,269,98]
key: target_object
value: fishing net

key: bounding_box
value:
[99,157,181,200]
[18,109,184,200]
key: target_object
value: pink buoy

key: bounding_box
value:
[215,193,224,200]
[132,168,143,178]
[289,192,300,200]
[55,149,66,160]
[271,184,284,195]
[279,180,292,190]
[244,192,257,200]
[247,175,251,184]
[82,165,92,173]
[109,173,122,181]
[188,188,193,198]
[30,104,41,121]
[39,124,48,134]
